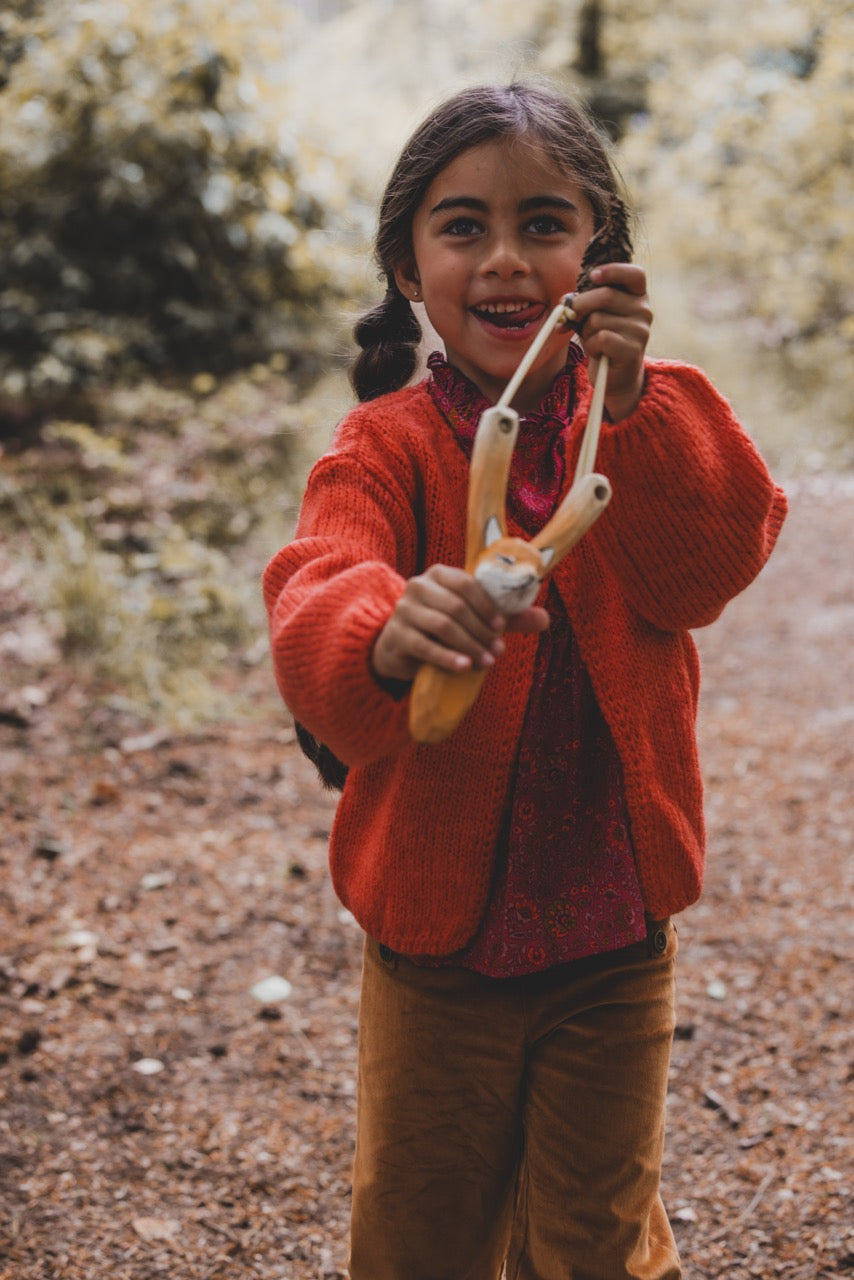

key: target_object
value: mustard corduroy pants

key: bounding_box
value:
[349,923,681,1280]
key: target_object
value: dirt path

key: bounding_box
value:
[0,475,851,1279]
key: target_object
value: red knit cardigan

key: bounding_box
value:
[262,360,787,956]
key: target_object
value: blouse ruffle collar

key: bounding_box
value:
[426,344,584,440]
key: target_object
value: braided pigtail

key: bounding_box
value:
[577,191,634,291]
[294,722,349,792]
[350,279,422,402]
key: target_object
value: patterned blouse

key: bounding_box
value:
[421,351,647,976]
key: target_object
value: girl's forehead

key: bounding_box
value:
[421,136,587,207]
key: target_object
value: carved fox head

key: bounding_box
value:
[465,407,611,620]
[472,517,554,614]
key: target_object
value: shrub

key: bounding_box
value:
[0,0,339,400]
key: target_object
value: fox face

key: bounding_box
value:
[472,517,555,614]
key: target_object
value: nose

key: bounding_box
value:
[480,232,529,279]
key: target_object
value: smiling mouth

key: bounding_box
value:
[471,301,546,330]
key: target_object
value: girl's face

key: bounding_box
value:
[395,137,595,410]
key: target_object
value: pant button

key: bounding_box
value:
[651,927,667,956]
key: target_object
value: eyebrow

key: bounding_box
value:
[428,195,579,217]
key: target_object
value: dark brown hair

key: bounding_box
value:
[351,81,631,402]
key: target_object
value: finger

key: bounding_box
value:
[420,564,507,630]
[581,327,648,368]
[577,305,652,369]
[413,604,503,663]
[504,605,550,634]
[404,590,504,656]
[393,623,475,674]
[574,292,652,332]
[374,613,482,681]
[392,589,505,674]
[415,637,481,673]
[587,262,647,294]
[409,567,507,646]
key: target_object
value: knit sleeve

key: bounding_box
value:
[262,425,421,768]
[588,360,788,631]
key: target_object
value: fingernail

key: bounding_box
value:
[491,637,505,657]
[478,651,495,669]
[560,294,577,322]
[591,267,603,283]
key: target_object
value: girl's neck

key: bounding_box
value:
[428,345,584,421]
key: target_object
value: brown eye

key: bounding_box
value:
[525,215,565,235]
[443,217,482,237]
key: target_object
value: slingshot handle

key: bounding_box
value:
[409,407,519,745]
[408,664,489,745]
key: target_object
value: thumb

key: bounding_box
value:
[504,605,550,634]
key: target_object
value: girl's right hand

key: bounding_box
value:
[371,564,549,683]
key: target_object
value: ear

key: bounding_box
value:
[483,515,503,548]
[393,258,421,303]
[538,545,555,569]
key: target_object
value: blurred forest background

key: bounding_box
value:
[1,6,852,1277]
[0,0,852,717]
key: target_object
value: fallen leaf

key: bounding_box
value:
[132,1216,181,1241]
[703,1088,741,1128]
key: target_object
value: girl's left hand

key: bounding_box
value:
[570,262,652,423]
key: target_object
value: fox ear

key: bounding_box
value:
[538,545,555,569]
[483,515,503,548]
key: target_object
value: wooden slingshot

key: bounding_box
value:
[408,297,611,744]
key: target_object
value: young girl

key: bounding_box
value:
[263,82,787,1280]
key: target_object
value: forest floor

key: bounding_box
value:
[0,465,852,1279]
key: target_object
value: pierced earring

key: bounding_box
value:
[412,289,421,300]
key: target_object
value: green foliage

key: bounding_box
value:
[612,0,854,456]
[262,0,854,458]
[0,0,340,399]
[0,366,348,725]
[2,0,851,727]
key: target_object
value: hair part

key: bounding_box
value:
[350,81,632,403]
